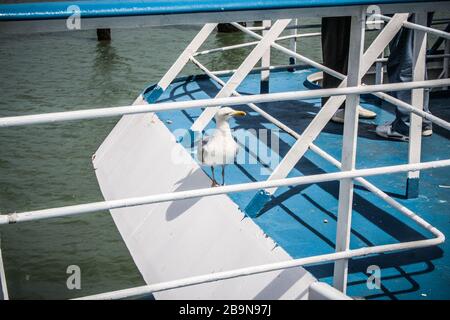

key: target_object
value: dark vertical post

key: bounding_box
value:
[217,22,247,33]
[97,28,111,41]
[260,20,271,94]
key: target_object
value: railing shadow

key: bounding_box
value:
[153,73,446,299]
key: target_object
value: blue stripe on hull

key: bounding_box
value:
[1,1,447,21]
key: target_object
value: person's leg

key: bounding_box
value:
[321,17,351,107]
[321,17,376,123]
[376,14,433,140]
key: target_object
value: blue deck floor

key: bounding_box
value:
[143,68,450,300]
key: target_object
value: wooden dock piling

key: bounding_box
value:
[217,22,247,33]
[97,28,111,41]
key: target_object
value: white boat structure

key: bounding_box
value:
[0,237,8,300]
[0,0,450,300]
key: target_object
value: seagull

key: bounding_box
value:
[197,107,246,187]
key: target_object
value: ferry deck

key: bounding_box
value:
[0,0,449,300]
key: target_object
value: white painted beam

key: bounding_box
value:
[0,79,449,128]
[444,40,449,90]
[333,10,365,293]
[193,32,319,57]
[0,237,8,300]
[375,51,385,85]
[260,20,272,93]
[0,160,448,225]
[407,13,428,198]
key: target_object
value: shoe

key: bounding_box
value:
[422,128,433,136]
[359,106,377,119]
[375,122,433,141]
[331,105,377,124]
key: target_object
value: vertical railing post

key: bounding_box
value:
[375,14,385,85]
[443,38,449,90]
[332,8,366,294]
[0,236,8,300]
[406,12,427,199]
[288,19,298,71]
[260,20,272,93]
[375,50,384,85]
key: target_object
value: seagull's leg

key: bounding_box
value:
[221,165,225,186]
[211,166,218,187]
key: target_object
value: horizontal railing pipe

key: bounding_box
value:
[194,33,320,56]
[247,23,322,31]
[209,63,305,76]
[374,53,450,63]
[76,230,444,300]
[374,90,450,129]
[0,159,449,225]
[247,20,386,32]
[376,14,450,40]
[0,79,448,128]
[231,22,345,79]
[189,57,450,242]
[231,23,450,130]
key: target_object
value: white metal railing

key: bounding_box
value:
[376,14,450,40]
[0,79,448,129]
[230,21,450,120]
[193,32,321,57]
[1,160,448,225]
[77,206,444,300]
[0,237,8,300]
[1,14,449,300]
[248,16,450,39]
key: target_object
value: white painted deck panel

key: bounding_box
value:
[93,95,316,299]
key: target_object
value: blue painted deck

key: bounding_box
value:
[143,68,450,300]
[1,0,447,21]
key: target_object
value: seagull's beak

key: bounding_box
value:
[232,110,246,117]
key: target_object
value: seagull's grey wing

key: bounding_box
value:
[201,135,210,146]
[197,135,210,163]
[234,138,240,158]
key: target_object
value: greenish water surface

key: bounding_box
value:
[0,23,322,299]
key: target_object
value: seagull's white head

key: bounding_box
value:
[214,107,246,123]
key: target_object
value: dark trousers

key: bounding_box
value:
[388,14,433,135]
[321,15,433,133]
[321,16,352,108]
